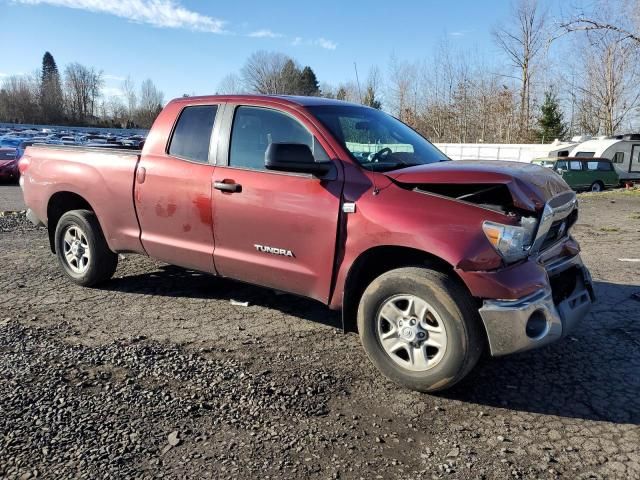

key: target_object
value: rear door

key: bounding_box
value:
[211,104,343,303]
[630,144,640,175]
[134,103,222,272]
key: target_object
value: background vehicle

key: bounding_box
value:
[19,95,594,392]
[569,134,640,183]
[532,157,619,192]
[0,147,19,182]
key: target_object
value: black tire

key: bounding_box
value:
[590,181,604,192]
[357,267,484,392]
[54,209,118,286]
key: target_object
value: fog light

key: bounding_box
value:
[526,310,548,339]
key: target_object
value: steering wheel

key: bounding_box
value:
[368,147,392,163]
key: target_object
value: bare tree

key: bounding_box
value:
[241,51,290,94]
[574,35,640,135]
[121,76,137,122]
[493,0,548,134]
[0,74,40,123]
[64,63,103,122]
[216,73,243,94]
[560,0,640,46]
[135,79,164,128]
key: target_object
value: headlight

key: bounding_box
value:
[482,217,537,263]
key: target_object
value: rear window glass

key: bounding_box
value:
[587,161,613,171]
[169,105,218,163]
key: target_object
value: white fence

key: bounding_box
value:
[435,143,578,163]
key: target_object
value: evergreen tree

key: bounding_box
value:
[280,59,302,94]
[40,51,64,123]
[299,66,320,96]
[362,85,382,109]
[537,91,567,142]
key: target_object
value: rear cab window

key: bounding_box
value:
[168,105,218,163]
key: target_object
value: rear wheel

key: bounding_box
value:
[590,181,604,192]
[54,210,118,286]
[357,267,484,392]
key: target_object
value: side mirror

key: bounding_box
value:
[265,143,331,176]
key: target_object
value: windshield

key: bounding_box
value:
[307,105,449,172]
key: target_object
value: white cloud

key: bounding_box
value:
[315,37,337,50]
[102,86,125,97]
[291,36,337,50]
[248,29,282,38]
[13,0,227,33]
[103,73,126,81]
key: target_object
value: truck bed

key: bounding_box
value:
[21,144,145,254]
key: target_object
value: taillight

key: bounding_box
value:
[18,155,30,174]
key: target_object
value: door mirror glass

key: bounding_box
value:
[265,143,331,175]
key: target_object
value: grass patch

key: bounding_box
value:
[631,214,640,220]
[600,227,620,232]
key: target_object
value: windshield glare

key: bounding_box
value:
[308,105,449,171]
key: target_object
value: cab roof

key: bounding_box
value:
[168,94,363,108]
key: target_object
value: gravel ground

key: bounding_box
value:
[1,189,639,479]
[0,183,25,211]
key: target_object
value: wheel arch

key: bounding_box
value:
[46,191,97,253]
[341,245,475,332]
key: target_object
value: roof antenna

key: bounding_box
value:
[354,62,363,103]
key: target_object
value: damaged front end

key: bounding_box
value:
[385,162,594,357]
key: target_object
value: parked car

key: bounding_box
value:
[532,157,619,192]
[0,147,19,182]
[19,95,594,392]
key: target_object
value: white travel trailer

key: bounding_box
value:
[569,134,640,182]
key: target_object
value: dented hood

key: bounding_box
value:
[385,160,571,212]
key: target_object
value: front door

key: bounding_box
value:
[212,105,343,303]
[135,104,220,272]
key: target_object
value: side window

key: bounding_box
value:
[229,106,329,171]
[569,161,582,171]
[586,161,598,170]
[597,161,613,171]
[613,152,624,164]
[556,160,568,170]
[168,105,218,163]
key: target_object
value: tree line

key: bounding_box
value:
[0,52,164,128]
[217,0,640,143]
[2,0,638,141]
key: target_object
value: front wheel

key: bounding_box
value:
[54,210,118,286]
[357,267,484,392]
[590,181,604,192]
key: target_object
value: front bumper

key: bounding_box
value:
[479,254,594,356]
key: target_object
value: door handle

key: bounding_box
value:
[136,166,146,184]
[213,180,242,193]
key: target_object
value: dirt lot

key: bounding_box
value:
[1,188,639,479]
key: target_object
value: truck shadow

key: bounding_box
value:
[445,280,640,425]
[107,269,639,425]
[106,264,342,329]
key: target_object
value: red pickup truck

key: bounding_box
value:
[19,95,594,392]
